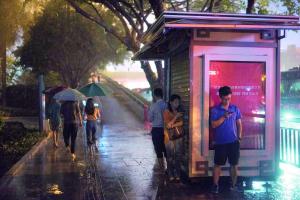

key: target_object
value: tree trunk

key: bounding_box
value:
[0,37,7,106]
[155,61,164,87]
[140,61,161,91]
[246,0,255,14]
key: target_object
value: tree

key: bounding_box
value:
[0,0,23,105]
[64,0,265,91]
[19,0,127,88]
[0,0,48,105]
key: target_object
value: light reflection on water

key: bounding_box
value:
[46,184,63,195]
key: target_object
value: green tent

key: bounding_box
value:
[79,83,106,97]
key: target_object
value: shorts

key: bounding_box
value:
[214,141,240,166]
[50,120,60,132]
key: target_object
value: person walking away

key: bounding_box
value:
[163,94,184,182]
[84,98,100,145]
[210,86,243,193]
[60,101,83,160]
[148,88,167,171]
[47,98,61,148]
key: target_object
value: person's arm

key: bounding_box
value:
[172,121,183,128]
[211,112,232,128]
[148,105,154,122]
[168,113,183,128]
[236,119,242,140]
[96,108,101,119]
[76,104,83,126]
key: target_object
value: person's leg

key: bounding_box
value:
[230,165,238,187]
[63,123,70,148]
[91,121,97,142]
[152,128,163,158]
[51,129,56,146]
[53,130,58,147]
[70,124,78,154]
[174,138,183,179]
[213,165,222,186]
[228,141,240,188]
[86,121,92,144]
[212,143,227,193]
[165,141,175,179]
[151,128,164,170]
[157,128,167,170]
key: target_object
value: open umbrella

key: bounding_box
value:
[79,83,106,97]
[43,86,67,97]
[53,88,86,101]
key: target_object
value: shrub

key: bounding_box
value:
[6,85,39,110]
[0,121,45,177]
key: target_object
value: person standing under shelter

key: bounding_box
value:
[163,94,184,182]
[210,86,242,194]
[148,88,167,171]
[60,101,83,161]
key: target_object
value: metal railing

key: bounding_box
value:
[280,121,300,167]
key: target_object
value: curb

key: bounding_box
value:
[0,132,50,190]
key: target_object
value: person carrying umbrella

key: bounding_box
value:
[54,88,85,161]
[47,97,61,148]
[84,98,101,145]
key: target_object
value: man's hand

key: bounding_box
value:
[224,111,233,119]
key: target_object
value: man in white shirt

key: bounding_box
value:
[148,88,167,170]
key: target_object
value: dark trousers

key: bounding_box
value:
[63,123,78,154]
[86,120,97,143]
[151,127,167,158]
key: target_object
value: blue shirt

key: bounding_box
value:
[210,104,242,144]
[148,99,167,128]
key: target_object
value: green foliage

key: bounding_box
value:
[0,122,44,176]
[190,0,246,13]
[0,0,23,47]
[6,84,39,110]
[0,106,38,117]
[19,0,127,88]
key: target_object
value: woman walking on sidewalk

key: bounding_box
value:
[60,101,83,160]
[84,98,100,145]
[47,98,61,148]
[163,94,184,182]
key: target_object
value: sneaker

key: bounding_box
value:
[71,153,76,161]
[175,176,180,181]
[211,185,219,194]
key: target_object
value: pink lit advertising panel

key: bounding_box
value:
[209,61,266,150]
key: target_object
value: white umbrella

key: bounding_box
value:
[53,88,86,101]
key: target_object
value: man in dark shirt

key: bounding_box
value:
[60,101,83,160]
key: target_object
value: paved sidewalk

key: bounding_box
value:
[0,89,162,200]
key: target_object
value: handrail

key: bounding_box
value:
[101,74,152,131]
[101,74,150,107]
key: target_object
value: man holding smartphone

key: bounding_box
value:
[210,86,243,193]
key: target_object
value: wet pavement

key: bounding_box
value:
[1,82,300,200]
[0,84,161,200]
